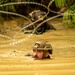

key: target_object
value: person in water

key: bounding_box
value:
[32,41,53,60]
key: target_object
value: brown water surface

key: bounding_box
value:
[0,18,75,75]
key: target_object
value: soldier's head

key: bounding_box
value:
[32,41,53,60]
[29,10,46,22]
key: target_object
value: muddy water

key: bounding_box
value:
[0,19,75,75]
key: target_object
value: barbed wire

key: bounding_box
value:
[0,1,50,48]
[0,34,13,40]
[32,14,63,34]
[0,10,32,22]
[48,0,54,8]
[0,2,50,44]
[0,1,75,50]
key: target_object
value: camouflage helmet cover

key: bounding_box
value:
[33,41,53,54]
[29,10,46,21]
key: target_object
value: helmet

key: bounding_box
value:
[33,41,53,54]
[29,10,46,22]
